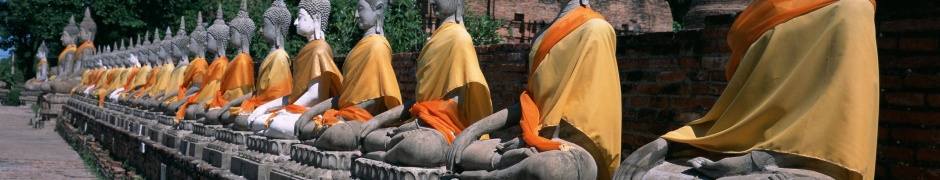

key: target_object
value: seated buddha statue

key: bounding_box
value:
[445,0,623,179]
[615,0,879,179]
[204,0,258,127]
[180,7,231,123]
[355,0,494,171]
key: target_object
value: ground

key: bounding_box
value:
[0,105,96,179]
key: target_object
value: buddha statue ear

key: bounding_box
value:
[374,1,385,35]
[455,0,464,24]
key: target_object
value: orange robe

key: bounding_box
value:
[519,6,621,179]
[211,53,254,108]
[135,66,162,98]
[234,49,292,115]
[175,57,229,120]
[407,22,492,144]
[313,35,402,126]
[177,58,209,101]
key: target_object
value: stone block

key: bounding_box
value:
[351,158,444,179]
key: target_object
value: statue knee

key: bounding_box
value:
[385,129,448,167]
[313,122,361,151]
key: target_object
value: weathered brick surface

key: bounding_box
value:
[464,0,673,34]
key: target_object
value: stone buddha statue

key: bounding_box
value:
[444,0,623,179]
[26,41,49,91]
[134,29,166,108]
[615,0,878,179]
[158,17,197,114]
[352,0,496,176]
[293,0,401,151]
[44,16,80,94]
[125,33,155,105]
[205,0,257,127]
[73,7,97,81]
[233,0,295,135]
[184,7,231,123]
[169,13,212,118]
[257,0,341,140]
[145,27,182,110]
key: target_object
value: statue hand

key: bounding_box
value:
[445,130,476,171]
[613,138,669,180]
[357,117,382,143]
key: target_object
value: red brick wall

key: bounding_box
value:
[464,0,673,32]
[873,1,940,179]
[332,44,531,110]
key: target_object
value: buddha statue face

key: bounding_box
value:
[61,16,79,46]
[430,0,463,23]
[355,0,386,33]
[79,7,97,43]
[190,12,208,57]
[297,0,330,40]
[207,5,230,57]
[36,42,47,60]
[229,0,255,53]
[173,20,190,60]
[263,0,291,48]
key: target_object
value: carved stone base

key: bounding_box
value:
[202,140,245,170]
[148,122,170,143]
[231,149,287,180]
[163,129,191,150]
[270,161,341,180]
[290,144,359,171]
[351,158,445,179]
[180,123,222,158]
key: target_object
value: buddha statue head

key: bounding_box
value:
[36,41,48,60]
[263,0,291,49]
[297,0,330,41]
[355,0,387,37]
[149,29,161,65]
[229,0,255,54]
[61,16,79,46]
[173,17,190,61]
[190,12,208,59]
[141,32,151,66]
[79,7,97,43]
[430,0,464,24]
[119,39,128,67]
[161,27,173,63]
[207,5,231,57]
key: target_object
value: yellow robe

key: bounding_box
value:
[234,49,292,115]
[149,63,175,97]
[177,58,209,101]
[125,65,152,98]
[661,0,878,179]
[337,35,402,109]
[175,57,229,120]
[212,53,254,108]
[411,22,492,143]
[523,6,620,179]
[135,66,161,98]
[162,64,188,103]
[289,39,342,104]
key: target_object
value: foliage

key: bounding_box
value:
[384,0,426,53]
[0,58,25,85]
[325,0,361,56]
[328,0,426,55]
[666,0,692,31]
[673,21,684,32]
[463,11,504,46]
[3,87,22,106]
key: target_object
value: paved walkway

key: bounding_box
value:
[0,105,97,179]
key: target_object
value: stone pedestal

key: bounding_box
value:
[20,90,41,106]
[202,129,251,170]
[182,123,221,158]
[351,158,445,179]
[40,93,70,120]
[230,136,298,180]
